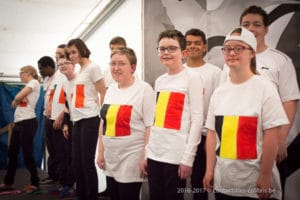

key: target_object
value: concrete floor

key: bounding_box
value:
[1,168,299,199]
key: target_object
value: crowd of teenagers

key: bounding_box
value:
[1,5,300,200]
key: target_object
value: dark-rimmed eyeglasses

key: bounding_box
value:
[157,46,181,53]
[57,62,72,68]
[222,46,251,55]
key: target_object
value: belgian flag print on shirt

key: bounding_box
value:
[215,115,258,160]
[101,104,133,137]
[154,91,185,130]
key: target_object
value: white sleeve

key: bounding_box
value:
[181,74,204,166]
[278,59,300,102]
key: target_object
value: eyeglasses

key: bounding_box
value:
[222,46,251,55]
[57,62,72,67]
[109,62,129,67]
[241,22,264,28]
[157,46,181,53]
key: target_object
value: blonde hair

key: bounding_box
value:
[20,65,39,80]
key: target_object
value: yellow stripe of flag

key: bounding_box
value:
[106,105,120,137]
[220,116,238,159]
[154,92,170,128]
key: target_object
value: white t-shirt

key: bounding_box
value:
[62,75,76,121]
[71,62,104,121]
[42,74,54,116]
[14,79,40,122]
[184,62,221,133]
[50,70,68,120]
[147,68,204,167]
[205,75,289,199]
[101,78,155,183]
[256,48,300,102]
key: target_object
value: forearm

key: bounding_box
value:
[206,130,217,175]
[15,86,31,101]
[261,128,278,176]
[279,100,298,141]
[181,121,202,166]
[143,127,150,160]
[98,122,104,154]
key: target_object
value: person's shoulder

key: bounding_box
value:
[262,48,292,62]
[155,72,168,81]
[28,79,40,85]
[204,62,222,70]
[252,75,277,90]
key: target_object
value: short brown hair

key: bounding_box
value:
[110,47,137,65]
[67,38,91,58]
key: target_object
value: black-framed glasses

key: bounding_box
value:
[57,62,72,68]
[222,46,251,55]
[157,46,181,53]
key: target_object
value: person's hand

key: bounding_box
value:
[203,172,214,192]
[256,174,274,200]
[140,159,147,178]
[277,141,287,163]
[11,99,19,108]
[62,124,69,139]
[53,117,62,130]
[97,152,106,170]
[178,163,192,179]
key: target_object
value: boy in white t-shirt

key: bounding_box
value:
[184,28,221,200]
[147,29,204,200]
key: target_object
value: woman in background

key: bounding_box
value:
[0,65,40,193]
[67,38,106,200]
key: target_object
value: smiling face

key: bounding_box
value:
[110,53,135,86]
[158,38,186,73]
[223,39,254,70]
[185,35,207,59]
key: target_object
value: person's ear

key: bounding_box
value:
[131,64,136,73]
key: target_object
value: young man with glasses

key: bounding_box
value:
[240,6,300,199]
[146,29,204,200]
[184,28,221,200]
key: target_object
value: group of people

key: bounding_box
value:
[0,5,299,200]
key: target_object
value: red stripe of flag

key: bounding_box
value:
[237,116,258,159]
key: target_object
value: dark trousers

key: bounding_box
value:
[277,134,300,200]
[45,118,66,183]
[106,176,142,200]
[4,118,40,187]
[147,159,186,200]
[215,192,278,200]
[191,135,207,200]
[72,116,99,200]
[60,121,74,187]
[44,117,59,181]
